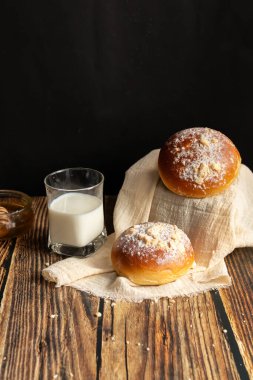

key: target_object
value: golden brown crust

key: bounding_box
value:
[158,127,241,198]
[111,222,195,285]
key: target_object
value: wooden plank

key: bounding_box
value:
[219,248,253,378]
[0,239,15,301]
[98,293,241,380]
[0,196,250,380]
[0,197,100,379]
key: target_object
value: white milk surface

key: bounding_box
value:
[48,192,104,247]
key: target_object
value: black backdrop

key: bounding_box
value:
[2,1,253,195]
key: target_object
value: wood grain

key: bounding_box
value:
[98,294,241,380]
[0,196,251,379]
[0,239,15,300]
[0,198,101,379]
[219,248,253,378]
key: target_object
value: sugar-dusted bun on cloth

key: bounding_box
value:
[111,222,195,285]
[158,127,241,198]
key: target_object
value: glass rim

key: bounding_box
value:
[44,167,104,192]
[0,189,33,215]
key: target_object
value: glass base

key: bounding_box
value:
[48,228,107,257]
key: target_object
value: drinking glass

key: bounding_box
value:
[44,168,107,257]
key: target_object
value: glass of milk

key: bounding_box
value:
[44,168,107,257]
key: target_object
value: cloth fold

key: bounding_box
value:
[42,150,253,301]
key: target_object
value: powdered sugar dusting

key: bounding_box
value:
[117,222,192,264]
[167,127,233,188]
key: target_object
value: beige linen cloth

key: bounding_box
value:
[42,150,253,301]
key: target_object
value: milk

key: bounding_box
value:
[48,192,104,247]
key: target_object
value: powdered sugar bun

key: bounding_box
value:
[111,222,195,285]
[158,127,241,198]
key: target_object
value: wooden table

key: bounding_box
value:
[0,196,252,380]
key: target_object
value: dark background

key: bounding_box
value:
[2,0,253,195]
